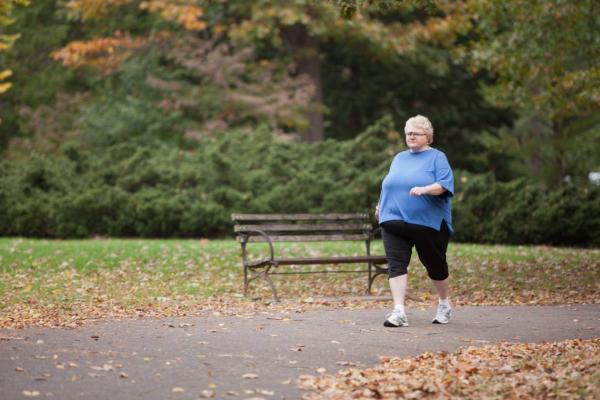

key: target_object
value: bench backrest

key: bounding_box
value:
[232,213,374,243]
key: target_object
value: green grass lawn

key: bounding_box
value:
[1,238,598,328]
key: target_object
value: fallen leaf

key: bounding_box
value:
[499,364,514,374]
[335,361,356,366]
[0,336,25,341]
[298,338,600,399]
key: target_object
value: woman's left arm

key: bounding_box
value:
[409,183,447,196]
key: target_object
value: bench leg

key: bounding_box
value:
[368,263,388,295]
[244,265,280,302]
[243,264,249,297]
[264,265,280,302]
[367,262,373,295]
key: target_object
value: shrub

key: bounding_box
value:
[1,116,598,246]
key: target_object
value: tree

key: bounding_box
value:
[48,1,314,139]
[459,0,600,181]
[52,0,486,142]
[0,0,29,95]
[336,0,600,182]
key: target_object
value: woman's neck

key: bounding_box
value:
[409,145,432,153]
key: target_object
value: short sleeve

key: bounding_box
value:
[434,151,454,197]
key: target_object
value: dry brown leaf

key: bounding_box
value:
[299,338,600,399]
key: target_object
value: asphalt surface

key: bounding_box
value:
[1,304,599,399]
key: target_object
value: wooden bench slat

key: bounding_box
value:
[244,255,387,268]
[238,234,370,242]
[234,223,371,233]
[232,213,369,221]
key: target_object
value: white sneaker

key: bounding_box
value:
[432,304,451,324]
[384,310,408,327]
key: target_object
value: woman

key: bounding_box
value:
[376,115,454,327]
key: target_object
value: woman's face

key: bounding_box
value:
[404,127,429,152]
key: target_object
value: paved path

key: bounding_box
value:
[1,304,599,399]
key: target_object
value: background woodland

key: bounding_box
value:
[0,0,598,244]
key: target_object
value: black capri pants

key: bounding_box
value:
[380,220,450,281]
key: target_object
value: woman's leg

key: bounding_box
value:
[381,221,413,327]
[381,222,413,306]
[431,277,449,300]
[389,274,408,308]
[414,221,452,323]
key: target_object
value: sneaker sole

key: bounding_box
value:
[384,320,408,327]
[432,319,449,324]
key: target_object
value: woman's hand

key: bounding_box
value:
[410,183,446,196]
[410,186,427,196]
[374,204,380,220]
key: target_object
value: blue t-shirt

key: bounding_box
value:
[379,148,454,233]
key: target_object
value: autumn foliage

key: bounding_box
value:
[0,0,29,95]
[65,0,206,30]
[51,35,149,72]
[299,338,600,399]
[53,0,207,72]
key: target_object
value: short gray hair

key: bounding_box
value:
[405,115,434,144]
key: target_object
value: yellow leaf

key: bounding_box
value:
[0,82,12,93]
[0,69,13,80]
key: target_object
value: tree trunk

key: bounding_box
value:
[281,23,324,142]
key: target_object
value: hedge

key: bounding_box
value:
[1,117,598,245]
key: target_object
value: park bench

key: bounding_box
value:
[232,213,388,301]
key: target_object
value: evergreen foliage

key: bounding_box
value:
[0,1,598,244]
[1,117,598,245]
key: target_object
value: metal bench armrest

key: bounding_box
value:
[242,229,275,262]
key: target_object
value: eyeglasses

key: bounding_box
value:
[405,132,426,137]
